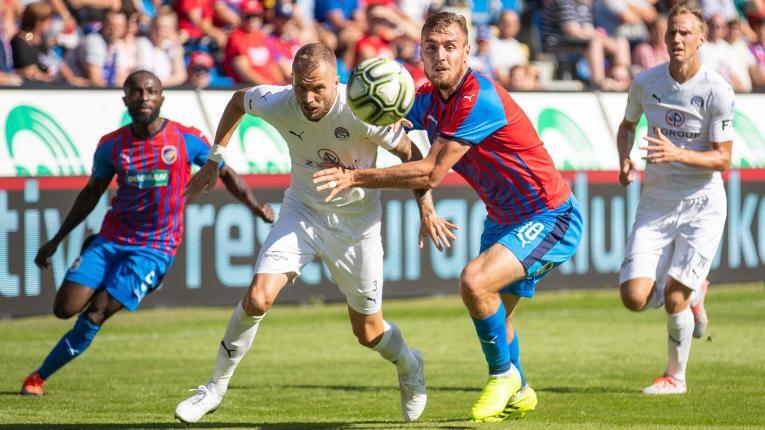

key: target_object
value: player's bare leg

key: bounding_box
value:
[620,277,662,312]
[460,244,524,421]
[22,287,123,396]
[175,272,290,423]
[349,308,426,421]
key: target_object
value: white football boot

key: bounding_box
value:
[642,375,687,395]
[175,383,223,423]
[398,349,427,421]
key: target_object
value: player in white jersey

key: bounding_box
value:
[173,43,457,423]
[616,5,734,395]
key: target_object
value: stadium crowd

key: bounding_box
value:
[1,0,765,91]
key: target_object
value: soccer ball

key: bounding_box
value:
[347,57,415,126]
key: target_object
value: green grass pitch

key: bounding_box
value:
[1,283,763,429]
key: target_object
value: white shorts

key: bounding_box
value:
[619,191,726,292]
[254,196,384,314]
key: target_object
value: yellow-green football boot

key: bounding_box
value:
[470,368,522,421]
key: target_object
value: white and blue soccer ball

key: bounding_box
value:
[347,57,415,126]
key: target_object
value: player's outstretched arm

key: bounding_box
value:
[314,136,471,200]
[185,89,248,201]
[617,118,638,187]
[35,175,111,269]
[387,134,458,251]
[219,165,275,223]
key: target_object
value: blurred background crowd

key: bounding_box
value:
[1,0,765,92]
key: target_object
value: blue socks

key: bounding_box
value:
[471,301,511,375]
[508,328,527,387]
[37,314,101,380]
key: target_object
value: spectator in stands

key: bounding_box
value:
[185,49,212,88]
[632,13,670,73]
[66,10,129,87]
[700,14,757,92]
[116,12,140,76]
[175,0,227,50]
[541,0,631,89]
[1,3,23,86]
[751,17,765,84]
[594,0,657,44]
[507,63,543,90]
[488,9,529,88]
[65,0,122,28]
[314,0,364,69]
[3,0,22,37]
[11,1,87,85]
[315,23,350,82]
[137,7,187,87]
[726,17,765,90]
[266,2,303,80]
[353,4,396,67]
[395,34,427,87]
[700,0,738,21]
[223,0,287,85]
[212,0,243,30]
[313,0,364,33]
[468,25,494,77]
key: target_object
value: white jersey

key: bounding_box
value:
[625,62,735,200]
[244,84,404,214]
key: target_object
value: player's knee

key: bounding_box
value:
[242,291,272,316]
[353,329,381,349]
[459,264,484,297]
[52,303,77,320]
[620,285,647,312]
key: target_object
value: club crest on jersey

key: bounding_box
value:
[690,96,704,108]
[162,145,178,164]
[665,110,685,128]
[334,127,350,140]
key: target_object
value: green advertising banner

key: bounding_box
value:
[1,90,764,177]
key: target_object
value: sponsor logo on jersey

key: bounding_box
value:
[162,145,178,164]
[665,110,685,127]
[318,148,340,164]
[334,127,350,140]
[126,170,169,188]
[658,127,700,139]
[690,96,704,108]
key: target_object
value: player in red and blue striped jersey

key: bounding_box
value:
[21,71,274,397]
[315,12,583,421]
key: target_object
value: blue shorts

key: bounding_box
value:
[480,196,583,298]
[64,236,174,311]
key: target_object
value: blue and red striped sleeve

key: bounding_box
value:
[92,135,116,179]
[440,74,508,145]
[182,129,225,168]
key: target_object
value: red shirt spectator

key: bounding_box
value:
[223,0,286,84]
[175,0,215,41]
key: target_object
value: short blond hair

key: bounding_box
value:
[668,3,706,33]
[422,11,468,40]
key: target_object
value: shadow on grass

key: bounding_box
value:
[0,420,474,430]
[538,386,635,394]
[234,384,479,394]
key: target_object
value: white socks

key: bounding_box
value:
[665,306,694,382]
[372,321,414,373]
[209,301,264,396]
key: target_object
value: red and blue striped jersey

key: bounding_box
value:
[406,69,571,225]
[92,119,214,255]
